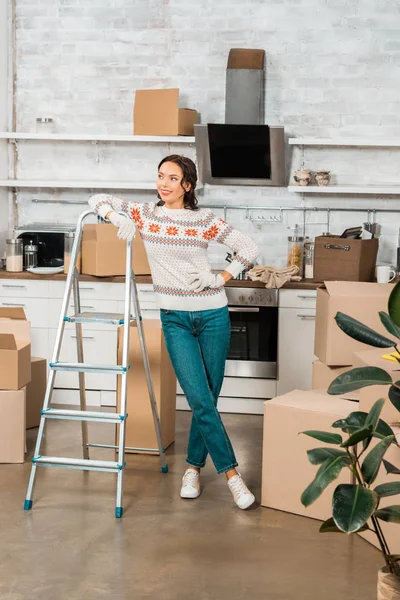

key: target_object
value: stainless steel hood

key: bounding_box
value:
[195,48,285,187]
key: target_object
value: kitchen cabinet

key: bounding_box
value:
[277,289,317,396]
[0,278,158,407]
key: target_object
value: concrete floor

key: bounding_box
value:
[0,410,382,600]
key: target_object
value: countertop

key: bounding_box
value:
[0,270,322,289]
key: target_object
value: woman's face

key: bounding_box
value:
[156,161,191,208]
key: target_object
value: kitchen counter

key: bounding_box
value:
[0,270,322,289]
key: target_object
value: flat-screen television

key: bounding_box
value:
[194,124,285,187]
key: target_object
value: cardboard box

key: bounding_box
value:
[0,307,31,340]
[0,388,25,463]
[262,389,356,521]
[134,89,198,136]
[82,224,150,277]
[314,282,393,366]
[353,349,400,425]
[312,360,353,390]
[26,357,47,429]
[314,236,379,282]
[0,334,31,391]
[358,428,400,554]
[117,320,176,453]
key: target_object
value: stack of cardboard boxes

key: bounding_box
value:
[261,281,399,552]
[0,308,46,463]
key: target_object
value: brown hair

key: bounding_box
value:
[157,154,199,210]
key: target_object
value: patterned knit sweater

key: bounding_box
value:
[89,194,260,311]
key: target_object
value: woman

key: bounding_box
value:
[88,155,260,510]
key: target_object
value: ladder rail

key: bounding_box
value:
[72,268,89,459]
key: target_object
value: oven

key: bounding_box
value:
[225,287,278,379]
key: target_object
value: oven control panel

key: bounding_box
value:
[225,287,278,307]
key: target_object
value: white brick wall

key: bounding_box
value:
[11,0,400,269]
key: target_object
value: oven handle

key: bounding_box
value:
[228,307,260,313]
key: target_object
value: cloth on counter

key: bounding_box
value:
[247,265,301,289]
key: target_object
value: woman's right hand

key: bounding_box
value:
[108,212,136,242]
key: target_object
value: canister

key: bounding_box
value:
[6,239,23,272]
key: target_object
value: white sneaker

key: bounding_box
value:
[227,473,255,510]
[180,468,201,499]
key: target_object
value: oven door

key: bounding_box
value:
[226,306,278,378]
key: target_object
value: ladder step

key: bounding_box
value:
[50,362,129,374]
[41,408,126,423]
[65,312,136,325]
[32,456,122,472]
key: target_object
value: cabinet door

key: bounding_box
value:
[31,328,49,361]
[277,307,316,396]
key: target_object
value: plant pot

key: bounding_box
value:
[378,566,400,600]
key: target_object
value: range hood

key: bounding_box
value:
[195,49,285,187]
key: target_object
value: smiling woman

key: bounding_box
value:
[88,154,260,510]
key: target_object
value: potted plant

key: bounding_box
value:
[301,280,400,599]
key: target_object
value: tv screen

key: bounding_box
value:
[207,124,271,179]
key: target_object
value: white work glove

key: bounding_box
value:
[188,270,225,292]
[108,212,136,242]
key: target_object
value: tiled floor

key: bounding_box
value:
[0,410,382,600]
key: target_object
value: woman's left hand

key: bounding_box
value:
[188,271,225,292]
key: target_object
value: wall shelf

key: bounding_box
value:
[288,184,400,195]
[0,179,160,190]
[288,138,400,147]
[0,132,195,143]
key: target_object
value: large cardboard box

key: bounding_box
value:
[312,360,353,390]
[0,388,25,463]
[314,282,393,366]
[358,428,400,553]
[117,320,176,453]
[353,349,400,425]
[82,224,150,277]
[134,89,198,136]
[262,389,356,521]
[26,357,47,429]
[314,235,379,282]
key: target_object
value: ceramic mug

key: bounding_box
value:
[376,265,396,283]
[294,169,312,186]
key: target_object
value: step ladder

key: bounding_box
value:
[24,210,168,518]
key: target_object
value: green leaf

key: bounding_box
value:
[335,312,396,347]
[333,484,379,533]
[301,456,349,507]
[328,367,393,395]
[365,399,386,432]
[307,448,350,465]
[301,430,342,445]
[383,459,400,475]
[361,435,395,484]
[374,482,400,498]
[341,425,374,448]
[320,517,369,533]
[332,411,396,442]
[388,280,400,327]
[379,311,400,339]
[389,383,400,412]
[375,505,400,523]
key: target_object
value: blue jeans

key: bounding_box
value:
[160,306,238,474]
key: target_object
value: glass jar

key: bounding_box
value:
[64,232,81,274]
[304,240,315,279]
[287,235,305,275]
[24,240,38,269]
[6,239,23,272]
